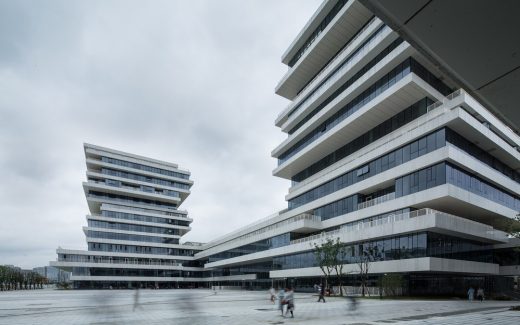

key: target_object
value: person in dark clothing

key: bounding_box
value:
[317,284,326,302]
[477,287,485,302]
[284,287,295,318]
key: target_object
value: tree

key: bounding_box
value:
[507,215,520,240]
[331,239,348,296]
[313,237,346,295]
[0,266,46,291]
[356,244,381,297]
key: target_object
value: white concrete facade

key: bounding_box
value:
[188,0,520,294]
[53,144,203,288]
[52,1,520,294]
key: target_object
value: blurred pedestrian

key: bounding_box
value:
[278,287,286,315]
[317,284,326,303]
[284,287,294,318]
[467,287,474,302]
[269,286,276,303]
[347,295,358,311]
[477,287,484,302]
[285,287,294,318]
[133,286,141,312]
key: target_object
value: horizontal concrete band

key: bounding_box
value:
[204,204,510,269]
[50,261,203,272]
[269,257,499,278]
[70,274,257,282]
[55,248,195,260]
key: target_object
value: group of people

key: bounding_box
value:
[269,287,295,318]
[467,287,485,302]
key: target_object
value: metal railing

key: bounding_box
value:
[88,194,177,211]
[290,208,434,245]
[89,180,180,198]
[183,242,204,247]
[225,213,320,244]
[426,89,463,112]
[201,213,322,255]
[357,192,395,210]
[58,257,184,267]
[290,207,507,246]
[290,229,342,245]
[101,204,188,218]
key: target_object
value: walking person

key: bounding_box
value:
[278,287,286,316]
[133,286,141,312]
[347,295,358,311]
[467,286,474,302]
[314,283,319,292]
[317,284,326,303]
[477,287,484,302]
[284,287,295,318]
[269,286,276,303]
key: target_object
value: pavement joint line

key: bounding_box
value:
[380,306,514,322]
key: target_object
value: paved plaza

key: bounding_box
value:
[0,289,519,324]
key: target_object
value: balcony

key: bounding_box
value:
[290,208,508,245]
[195,213,322,259]
[276,0,373,100]
[101,204,189,219]
[277,19,396,130]
[357,192,395,210]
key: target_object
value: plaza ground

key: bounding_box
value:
[0,288,519,324]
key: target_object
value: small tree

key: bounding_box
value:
[313,237,335,291]
[331,238,347,296]
[356,244,381,297]
[313,237,347,294]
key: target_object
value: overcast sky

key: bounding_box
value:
[0,0,322,269]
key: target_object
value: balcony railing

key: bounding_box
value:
[357,192,395,210]
[426,89,463,112]
[57,257,184,267]
[201,213,322,255]
[290,208,506,245]
[89,180,180,198]
[291,208,432,245]
[88,194,177,211]
[101,204,188,218]
[424,88,520,153]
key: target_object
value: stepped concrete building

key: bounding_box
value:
[54,0,520,295]
[192,0,520,295]
[52,144,208,289]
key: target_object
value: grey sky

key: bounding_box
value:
[0,0,321,269]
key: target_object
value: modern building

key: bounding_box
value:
[53,0,520,295]
[191,0,520,295]
[33,266,70,283]
[358,0,520,133]
[51,144,207,289]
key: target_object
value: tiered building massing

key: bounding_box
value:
[52,144,205,289]
[54,0,520,294]
[192,0,520,295]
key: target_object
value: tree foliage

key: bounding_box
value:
[507,215,520,239]
[355,244,381,297]
[0,265,47,291]
[313,237,347,295]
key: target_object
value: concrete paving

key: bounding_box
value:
[0,288,518,324]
